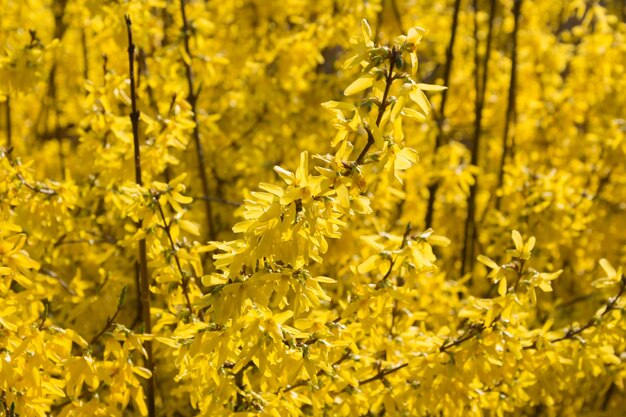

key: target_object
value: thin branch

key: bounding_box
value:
[89,286,126,346]
[389,0,405,34]
[124,15,156,417]
[283,350,351,393]
[601,382,616,411]
[355,47,398,165]
[424,0,463,228]
[179,0,215,241]
[38,302,49,330]
[81,28,89,82]
[2,149,57,195]
[5,96,11,148]
[550,276,625,344]
[16,172,56,195]
[461,0,497,276]
[439,324,485,352]
[495,0,523,209]
[1,392,14,417]
[151,192,194,314]
[357,362,408,386]
[39,266,76,295]
[376,222,411,288]
[372,0,385,44]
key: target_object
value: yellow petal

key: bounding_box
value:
[511,230,524,251]
[498,277,508,296]
[477,255,499,270]
[133,366,153,379]
[417,83,447,91]
[344,74,375,96]
[311,276,337,284]
[599,258,616,278]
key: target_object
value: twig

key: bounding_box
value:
[372,1,385,44]
[81,28,89,82]
[389,0,405,34]
[1,393,14,417]
[424,0,462,228]
[16,172,56,195]
[495,0,522,209]
[357,362,408,386]
[5,96,11,148]
[124,15,156,417]
[550,276,625,344]
[439,323,485,352]
[3,150,56,195]
[38,302,49,330]
[179,0,215,241]
[376,223,411,288]
[151,192,194,314]
[601,382,616,411]
[461,0,497,276]
[39,266,76,295]
[355,47,398,165]
[89,286,126,345]
[283,350,351,393]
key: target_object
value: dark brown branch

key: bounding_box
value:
[124,15,156,417]
[424,0,462,228]
[38,302,49,330]
[461,0,497,276]
[179,0,215,241]
[550,276,625,344]
[2,150,56,195]
[16,172,56,195]
[39,266,75,295]
[357,362,408,386]
[5,96,11,148]
[89,286,126,346]
[389,0,405,34]
[440,324,485,352]
[283,351,351,393]
[151,192,194,314]
[440,315,500,353]
[81,28,89,82]
[355,47,398,165]
[372,1,385,44]
[376,223,411,288]
[601,382,616,411]
[496,0,522,209]
[1,393,14,417]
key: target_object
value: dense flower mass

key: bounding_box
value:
[1,0,625,416]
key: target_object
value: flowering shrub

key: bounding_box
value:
[1,1,625,416]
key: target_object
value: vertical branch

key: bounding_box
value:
[50,0,69,178]
[151,192,194,314]
[424,0,462,228]
[102,54,109,84]
[461,0,497,275]
[161,4,172,47]
[125,15,156,417]
[54,80,65,178]
[137,47,158,111]
[179,0,215,241]
[5,96,11,148]
[496,0,522,210]
[81,28,89,82]
[389,0,405,34]
[373,0,385,44]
